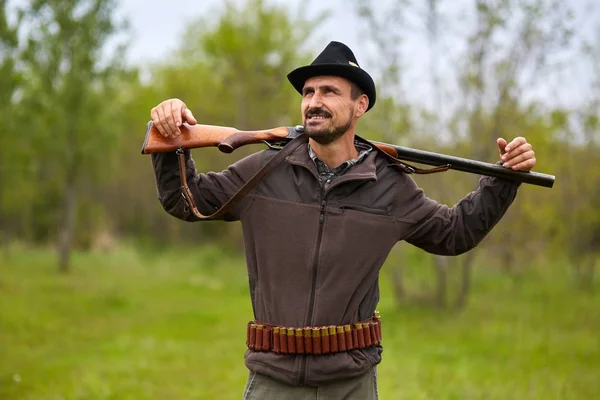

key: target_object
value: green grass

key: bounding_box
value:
[0,243,598,399]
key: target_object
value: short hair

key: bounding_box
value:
[350,82,364,100]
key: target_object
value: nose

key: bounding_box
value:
[308,92,324,109]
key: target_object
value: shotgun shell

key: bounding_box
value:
[369,322,377,345]
[363,323,372,347]
[329,326,338,353]
[249,324,257,350]
[280,327,288,354]
[287,327,296,354]
[255,325,264,351]
[246,322,252,346]
[295,328,305,354]
[345,325,353,350]
[355,323,365,348]
[273,327,281,353]
[312,328,322,355]
[337,326,347,351]
[321,327,330,354]
[263,327,271,351]
[304,328,313,354]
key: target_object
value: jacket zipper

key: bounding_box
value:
[299,196,327,386]
[306,198,326,324]
[290,166,374,386]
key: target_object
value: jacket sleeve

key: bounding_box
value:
[151,150,263,222]
[400,174,520,255]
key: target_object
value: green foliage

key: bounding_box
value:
[0,0,597,278]
[104,0,326,248]
[0,0,25,237]
[0,0,133,256]
[19,0,130,183]
[163,0,319,128]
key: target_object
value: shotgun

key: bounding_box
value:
[141,121,555,188]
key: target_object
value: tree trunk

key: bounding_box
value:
[584,262,596,292]
[456,251,475,309]
[390,266,406,305]
[0,221,8,260]
[434,255,448,308]
[58,174,77,273]
[576,253,596,292]
[589,261,597,291]
[500,231,516,275]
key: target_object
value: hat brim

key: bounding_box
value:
[287,64,376,111]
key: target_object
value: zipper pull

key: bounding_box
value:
[319,201,326,223]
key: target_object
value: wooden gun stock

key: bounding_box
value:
[141,121,294,154]
[141,121,555,188]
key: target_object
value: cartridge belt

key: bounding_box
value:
[246,312,382,355]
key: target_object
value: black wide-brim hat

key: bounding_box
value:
[287,41,376,111]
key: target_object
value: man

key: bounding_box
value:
[150,41,536,399]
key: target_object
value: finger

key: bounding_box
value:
[154,106,172,137]
[177,104,185,128]
[504,137,526,153]
[497,138,508,157]
[151,108,167,137]
[174,103,183,127]
[171,102,183,136]
[503,150,535,168]
[166,101,179,137]
[184,108,197,125]
[156,105,172,137]
[502,142,532,162]
[509,157,536,171]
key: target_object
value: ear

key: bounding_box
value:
[354,94,369,117]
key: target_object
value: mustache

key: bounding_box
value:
[305,108,332,118]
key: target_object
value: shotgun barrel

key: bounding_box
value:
[372,141,555,188]
[141,122,555,188]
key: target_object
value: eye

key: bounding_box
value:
[302,89,314,97]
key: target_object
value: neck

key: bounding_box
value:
[309,129,358,169]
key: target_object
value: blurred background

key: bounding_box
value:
[0,0,598,398]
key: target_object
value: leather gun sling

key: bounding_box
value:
[176,134,308,220]
[175,133,444,220]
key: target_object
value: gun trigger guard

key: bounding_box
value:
[263,140,287,151]
[413,164,451,174]
[398,161,451,175]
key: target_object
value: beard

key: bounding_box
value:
[303,108,353,145]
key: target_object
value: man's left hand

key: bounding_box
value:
[497,137,536,171]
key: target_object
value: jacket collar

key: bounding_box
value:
[285,134,379,183]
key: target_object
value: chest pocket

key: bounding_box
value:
[338,204,391,216]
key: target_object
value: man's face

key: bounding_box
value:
[301,76,366,145]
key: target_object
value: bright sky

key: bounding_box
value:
[114,0,361,65]
[112,0,599,111]
[7,0,600,109]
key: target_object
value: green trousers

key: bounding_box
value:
[242,368,378,400]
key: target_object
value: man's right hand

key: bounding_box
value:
[150,98,198,138]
